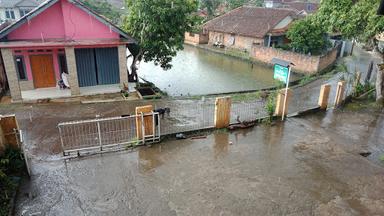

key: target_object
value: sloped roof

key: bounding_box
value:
[0,0,38,8]
[0,0,136,43]
[282,2,319,14]
[203,6,297,38]
[16,0,39,7]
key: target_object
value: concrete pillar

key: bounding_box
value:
[64,47,80,95]
[334,81,346,107]
[275,88,292,117]
[214,96,232,128]
[1,48,22,102]
[377,64,384,103]
[318,84,331,109]
[118,45,128,88]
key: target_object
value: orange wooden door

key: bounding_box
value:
[30,55,56,88]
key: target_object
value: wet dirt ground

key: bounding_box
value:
[15,105,384,216]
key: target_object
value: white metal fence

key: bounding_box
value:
[58,113,160,156]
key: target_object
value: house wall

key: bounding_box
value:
[8,2,66,40]
[251,46,338,74]
[60,0,119,40]
[0,7,25,22]
[8,0,119,41]
[184,32,208,45]
[208,31,264,52]
[12,49,63,83]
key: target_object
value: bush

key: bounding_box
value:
[0,148,26,216]
[286,17,330,55]
[264,91,277,123]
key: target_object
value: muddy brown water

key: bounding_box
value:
[15,107,384,215]
[140,45,300,96]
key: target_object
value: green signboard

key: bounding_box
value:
[273,64,289,83]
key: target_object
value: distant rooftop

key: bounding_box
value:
[203,6,297,38]
[0,0,39,8]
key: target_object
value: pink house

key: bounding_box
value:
[0,0,136,102]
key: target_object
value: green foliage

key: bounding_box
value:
[335,63,348,73]
[227,0,263,9]
[264,91,276,122]
[200,0,222,17]
[298,75,314,86]
[81,0,122,24]
[353,81,374,98]
[123,0,198,70]
[380,154,384,162]
[1,148,25,216]
[190,14,206,33]
[314,0,384,42]
[286,17,330,55]
[231,92,261,102]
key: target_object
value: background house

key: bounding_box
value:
[264,0,319,15]
[0,0,136,102]
[203,7,297,53]
[0,0,39,23]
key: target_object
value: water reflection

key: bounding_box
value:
[140,46,299,96]
[138,146,163,172]
[213,132,229,159]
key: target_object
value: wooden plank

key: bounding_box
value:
[318,84,331,109]
[214,97,231,128]
[135,105,154,140]
[0,115,19,150]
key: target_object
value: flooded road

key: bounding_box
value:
[16,106,384,215]
[140,45,298,96]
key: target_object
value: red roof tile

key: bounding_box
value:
[203,6,297,38]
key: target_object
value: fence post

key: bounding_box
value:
[318,84,331,109]
[96,115,103,151]
[214,96,231,128]
[274,88,292,117]
[334,81,346,107]
[135,105,154,141]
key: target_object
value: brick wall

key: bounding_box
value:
[318,47,338,71]
[184,32,209,45]
[251,46,338,74]
[208,31,264,53]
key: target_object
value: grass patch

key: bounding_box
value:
[230,92,261,102]
[380,154,384,162]
[343,98,383,111]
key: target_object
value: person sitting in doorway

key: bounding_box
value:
[58,72,70,89]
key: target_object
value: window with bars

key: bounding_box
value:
[14,56,27,80]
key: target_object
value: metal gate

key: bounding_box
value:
[58,112,160,156]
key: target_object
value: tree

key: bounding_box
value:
[81,0,122,25]
[200,0,222,17]
[315,0,384,43]
[226,0,263,10]
[123,0,198,80]
[286,17,329,55]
